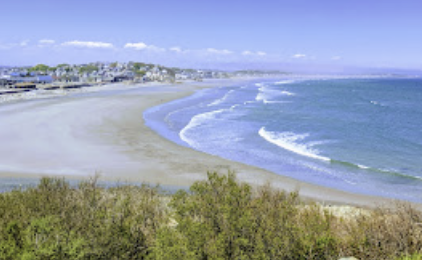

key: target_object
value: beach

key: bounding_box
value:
[0,79,408,208]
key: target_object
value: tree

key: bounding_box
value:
[135,70,146,77]
[109,62,118,68]
[157,172,256,259]
[133,62,147,71]
[79,65,98,74]
[29,64,49,73]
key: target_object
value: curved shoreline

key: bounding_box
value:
[0,79,417,209]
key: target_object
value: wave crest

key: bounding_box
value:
[255,85,295,103]
[258,127,330,162]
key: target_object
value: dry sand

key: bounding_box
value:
[0,79,410,208]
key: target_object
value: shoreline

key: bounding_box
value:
[0,78,418,209]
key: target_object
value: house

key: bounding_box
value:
[36,75,53,84]
[175,73,188,80]
[204,71,213,78]
[124,70,135,78]
[102,76,114,82]
[0,78,8,87]
[68,76,80,82]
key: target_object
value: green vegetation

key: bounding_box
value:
[57,64,70,68]
[28,64,50,73]
[132,62,148,70]
[163,68,175,77]
[78,65,98,74]
[135,70,147,77]
[131,63,150,77]
[398,255,422,260]
[0,172,421,259]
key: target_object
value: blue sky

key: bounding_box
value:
[1,0,422,72]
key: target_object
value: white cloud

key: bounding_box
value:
[124,42,148,50]
[169,46,184,53]
[292,53,306,59]
[62,40,114,48]
[20,40,29,47]
[206,48,233,55]
[331,56,342,61]
[242,50,267,56]
[124,42,165,52]
[39,39,55,45]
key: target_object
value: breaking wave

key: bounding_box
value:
[258,127,330,162]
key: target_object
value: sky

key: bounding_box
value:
[1,0,422,72]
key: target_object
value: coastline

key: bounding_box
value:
[0,78,416,209]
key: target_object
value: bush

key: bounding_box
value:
[1,173,422,259]
[0,176,167,259]
[153,172,338,259]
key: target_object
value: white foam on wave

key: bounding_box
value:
[164,105,196,129]
[280,91,295,96]
[274,80,296,85]
[258,127,330,162]
[243,101,255,105]
[357,164,370,170]
[370,100,386,107]
[255,84,296,103]
[180,104,241,148]
[263,100,291,105]
[180,109,226,148]
[255,93,266,102]
[208,90,235,107]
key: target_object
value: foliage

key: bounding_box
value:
[132,62,147,71]
[28,64,49,73]
[109,62,118,68]
[57,64,70,68]
[153,172,338,259]
[163,68,175,77]
[0,173,422,260]
[135,70,147,77]
[397,254,422,260]
[0,177,167,259]
[78,65,98,74]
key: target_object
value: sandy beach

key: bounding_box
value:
[0,79,410,208]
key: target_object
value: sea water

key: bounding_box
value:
[144,78,422,203]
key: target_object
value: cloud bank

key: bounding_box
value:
[62,41,114,48]
[124,42,165,52]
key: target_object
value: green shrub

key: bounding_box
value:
[0,172,422,259]
[0,176,167,259]
[152,172,339,259]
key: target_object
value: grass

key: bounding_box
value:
[0,172,421,259]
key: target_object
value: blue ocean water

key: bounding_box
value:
[144,78,422,203]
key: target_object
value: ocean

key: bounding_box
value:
[144,77,422,203]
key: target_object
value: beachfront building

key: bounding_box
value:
[175,73,189,80]
[36,75,53,84]
[0,78,8,87]
[1,62,220,85]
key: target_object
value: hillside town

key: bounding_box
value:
[0,62,231,95]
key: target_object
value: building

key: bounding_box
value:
[36,75,53,84]
[0,78,8,87]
